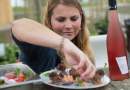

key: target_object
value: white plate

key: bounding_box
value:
[39,69,110,89]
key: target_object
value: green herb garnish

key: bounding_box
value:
[44,73,50,77]
[22,70,31,78]
[104,63,109,73]
[0,79,5,84]
[77,77,84,85]
[13,67,21,75]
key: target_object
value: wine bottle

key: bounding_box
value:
[15,51,20,63]
[107,0,129,80]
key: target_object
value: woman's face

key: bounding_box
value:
[51,4,82,40]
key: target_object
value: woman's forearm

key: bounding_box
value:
[12,18,62,50]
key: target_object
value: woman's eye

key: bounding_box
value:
[57,19,65,22]
[71,18,77,21]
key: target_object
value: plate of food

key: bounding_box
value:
[0,63,42,90]
[39,63,110,89]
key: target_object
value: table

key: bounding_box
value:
[33,71,130,90]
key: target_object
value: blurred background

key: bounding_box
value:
[0,0,130,65]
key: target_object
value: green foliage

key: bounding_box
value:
[0,33,2,43]
[90,33,98,36]
[94,19,109,35]
[81,3,89,7]
[12,7,25,12]
[0,43,20,65]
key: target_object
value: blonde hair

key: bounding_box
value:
[43,0,95,68]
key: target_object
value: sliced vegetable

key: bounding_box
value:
[77,77,84,85]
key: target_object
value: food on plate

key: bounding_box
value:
[90,70,104,85]
[0,77,8,84]
[63,75,73,83]
[59,72,64,78]
[8,79,17,84]
[57,63,68,76]
[57,63,66,71]
[44,73,50,77]
[49,72,58,80]
[90,74,101,85]
[16,70,31,82]
[52,75,62,85]
[13,67,21,75]
[46,63,105,86]
[69,68,80,79]
[4,67,21,79]
[4,74,17,79]
[96,69,104,78]
[0,68,31,86]
[0,79,5,86]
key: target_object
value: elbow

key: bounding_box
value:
[12,18,26,33]
[12,20,18,34]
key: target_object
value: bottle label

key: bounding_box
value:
[116,56,128,74]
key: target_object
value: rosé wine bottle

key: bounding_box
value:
[107,0,129,80]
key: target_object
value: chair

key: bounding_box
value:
[89,35,109,70]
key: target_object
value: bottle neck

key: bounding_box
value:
[108,0,120,25]
[109,0,117,10]
[109,10,120,25]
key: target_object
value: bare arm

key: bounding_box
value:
[12,18,96,81]
[12,18,62,50]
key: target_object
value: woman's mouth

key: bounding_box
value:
[64,32,73,35]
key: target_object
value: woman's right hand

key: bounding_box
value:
[62,39,96,81]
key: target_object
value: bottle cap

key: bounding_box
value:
[109,0,117,10]
[15,51,19,59]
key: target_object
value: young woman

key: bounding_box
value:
[12,0,96,81]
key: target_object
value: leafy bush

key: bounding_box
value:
[0,43,20,65]
[94,19,109,35]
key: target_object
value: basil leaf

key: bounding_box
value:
[44,73,50,77]
[77,77,84,85]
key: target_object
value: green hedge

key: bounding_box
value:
[0,43,20,65]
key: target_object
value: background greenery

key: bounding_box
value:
[0,43,20,65]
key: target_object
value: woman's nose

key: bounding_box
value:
[65,20,72,29]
